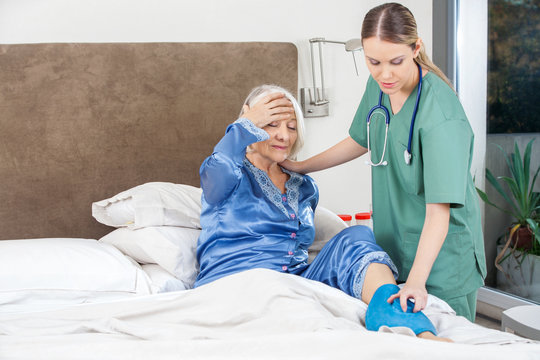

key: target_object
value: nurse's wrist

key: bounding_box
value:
[405,269,429,288]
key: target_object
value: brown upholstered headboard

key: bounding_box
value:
[0,42,298,240]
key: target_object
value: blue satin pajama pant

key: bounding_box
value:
[298,226,398,299]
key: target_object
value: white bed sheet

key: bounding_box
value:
[0,269,538,360]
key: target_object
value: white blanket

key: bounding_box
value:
[1,269,539,360]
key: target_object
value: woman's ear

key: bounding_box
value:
[239,104,250,117]
[413,38,422,58]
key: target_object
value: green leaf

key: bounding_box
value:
[476,186,514,216]
[526,218,540,245]
[487,170,520,217]
[481,140,540,228]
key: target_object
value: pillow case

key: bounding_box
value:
[0,238,152,312]
[99,226,200,288]
[92,182,202,229]
[309,206,348,263]
[141,264,188,293]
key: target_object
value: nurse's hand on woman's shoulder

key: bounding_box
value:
[279,159,307,174]
[387,281,428,314]
[242,92,294,128]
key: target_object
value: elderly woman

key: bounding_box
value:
[194,84,447,341]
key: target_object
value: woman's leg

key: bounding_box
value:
[302,226,451,341]
[363,263,452,342]
[301,226,398,298]
[361,262,396,303]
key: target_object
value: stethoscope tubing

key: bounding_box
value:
[366,91,391,166]
[366,62,423,167]
[407,63,423,158]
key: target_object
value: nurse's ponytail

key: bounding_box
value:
[361,2,455,91]
[415,41,454,91]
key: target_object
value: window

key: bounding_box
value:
[487,0,540,134]
[484,0,540,307]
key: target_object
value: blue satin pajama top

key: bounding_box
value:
[194,118,318,287]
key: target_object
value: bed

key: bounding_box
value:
[0,42,539,360]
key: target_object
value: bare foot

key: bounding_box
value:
[417,331,453,342]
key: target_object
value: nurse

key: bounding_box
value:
[282,2,486,321]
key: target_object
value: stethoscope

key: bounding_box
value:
[366,62,423,167]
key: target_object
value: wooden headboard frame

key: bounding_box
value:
[0,42,298,240]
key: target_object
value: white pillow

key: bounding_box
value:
[0,238,152,312]
[92,182,202,229]
[309,206,348,263]
[99,226,200,288]
[141,264,188,293]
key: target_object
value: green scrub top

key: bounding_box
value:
[349,72,486,300]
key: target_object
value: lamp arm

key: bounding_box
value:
[309,38,346,46]
[309,40,329,104]
[310,41,318,102]
[318,41,325,102]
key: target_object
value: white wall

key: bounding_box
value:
[0,0,435,216]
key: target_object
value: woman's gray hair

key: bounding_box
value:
[239,84,305,160]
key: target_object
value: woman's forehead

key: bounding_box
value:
[363,38,412,58]
[272,116,297,123]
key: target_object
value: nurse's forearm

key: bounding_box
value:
[406,203,450,287]
[296,136,367,173]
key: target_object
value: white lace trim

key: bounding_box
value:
[234,118,269,142]
[243,158,302,218]
[352,251,399,299]
[282,168,302,215]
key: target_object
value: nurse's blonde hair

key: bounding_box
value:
[239,84,305,160]
[361,2,454,90]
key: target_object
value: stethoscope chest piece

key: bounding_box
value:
[404,150,411,165]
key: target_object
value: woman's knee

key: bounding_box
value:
[338,225,376,244]
[333,226,381,254]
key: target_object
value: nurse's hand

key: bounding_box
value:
[387,281,428,313]
[242,93,294,128]
[279,159,307,174]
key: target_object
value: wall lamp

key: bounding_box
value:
[301,37,363,117]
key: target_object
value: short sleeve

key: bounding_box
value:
[349,78,377,147]
[421,120,473,207]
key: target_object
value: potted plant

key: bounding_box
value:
[476,139,540,300]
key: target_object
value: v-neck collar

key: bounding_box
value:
[382,74,427,135]
[243,158,302,217]
[384,85,417,117]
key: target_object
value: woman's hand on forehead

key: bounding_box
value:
[242,93,295,128]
